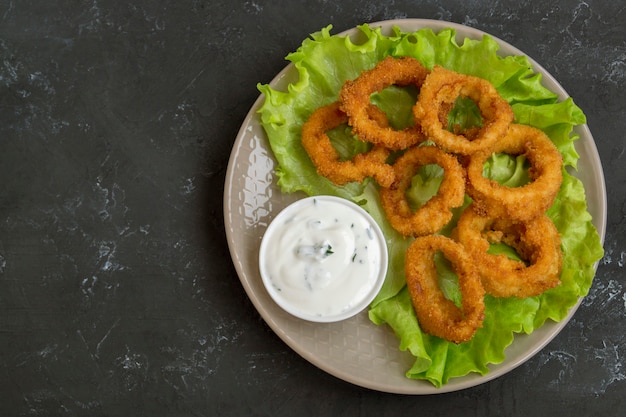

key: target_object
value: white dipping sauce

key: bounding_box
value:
[259,196,388,322]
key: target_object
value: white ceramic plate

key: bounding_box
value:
[223,19,607,394]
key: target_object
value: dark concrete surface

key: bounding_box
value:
[1,0,624,415]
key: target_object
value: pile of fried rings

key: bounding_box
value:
[301,56,564,344]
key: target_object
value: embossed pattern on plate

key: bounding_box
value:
[223,19,607,394]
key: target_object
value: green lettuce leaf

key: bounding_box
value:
[257,23,604,387]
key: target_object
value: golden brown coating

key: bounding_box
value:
[339,56,430,150]
[405,235,485,344]
[380,145,465,237]
[301,101,396,187]
[453,204,562,298]
[412,66,514,155]
[465,123,563,221]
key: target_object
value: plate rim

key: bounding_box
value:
[223,18,607,394]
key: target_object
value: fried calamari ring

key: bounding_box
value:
[380,145,465,237]
[412,66,514,155]
[339,56,430,150]
[405,235,485,344]
[301,101,396,187]
[453,204,562,298]
[466,123,563,221]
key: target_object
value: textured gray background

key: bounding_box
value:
[1,0,624,415]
